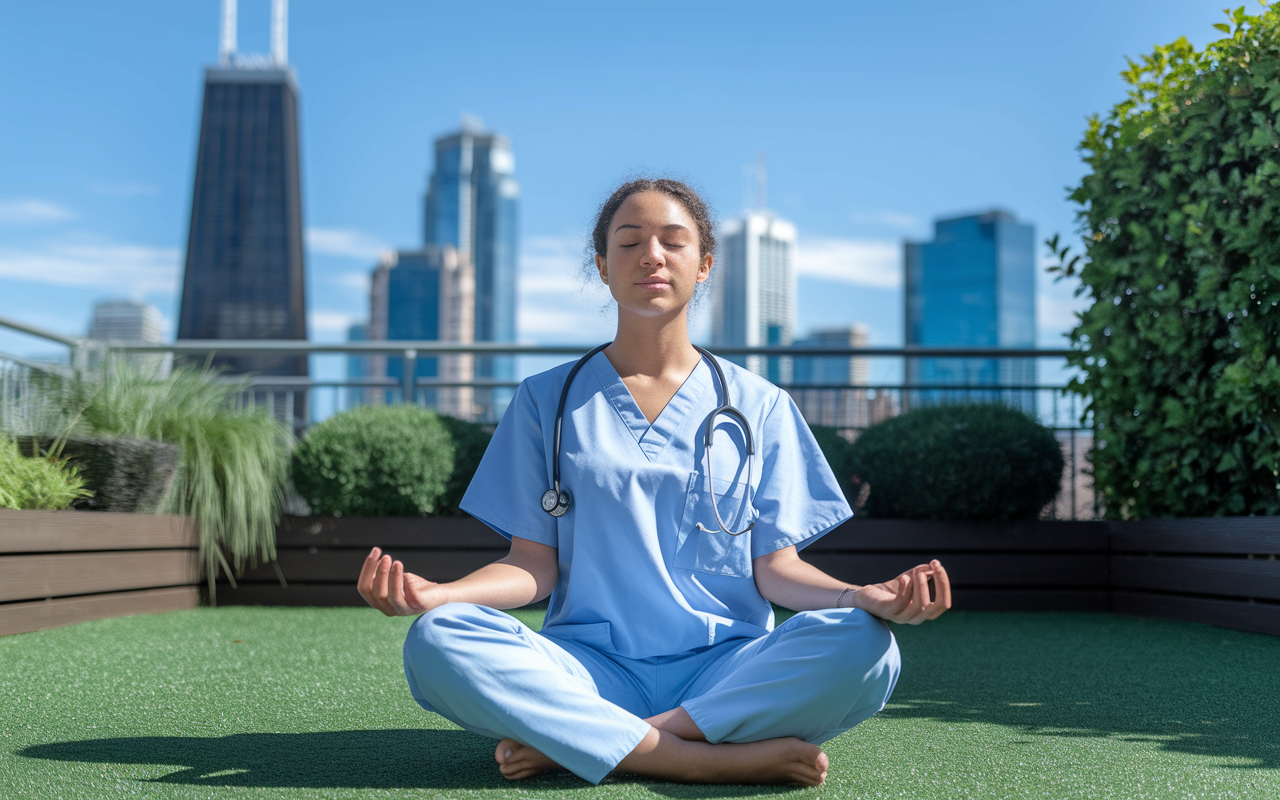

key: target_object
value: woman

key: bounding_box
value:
[358,178,951,786]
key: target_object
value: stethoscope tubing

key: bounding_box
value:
[545,343,757,535]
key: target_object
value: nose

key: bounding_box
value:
[641,235,665,266]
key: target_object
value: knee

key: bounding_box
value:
[403,602,513,666]
[790,608,900,687]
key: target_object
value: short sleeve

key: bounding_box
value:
[749,391,854,559]
[459,380,559,547]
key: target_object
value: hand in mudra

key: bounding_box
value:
[852,560,951,625]
[357,547,446,616]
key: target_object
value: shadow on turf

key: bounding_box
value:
[16,730,790,795]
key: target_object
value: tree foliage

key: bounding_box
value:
[1050,5,1280,517]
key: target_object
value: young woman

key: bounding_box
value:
[358,178,951,787]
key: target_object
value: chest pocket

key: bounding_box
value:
[675,473,754,577]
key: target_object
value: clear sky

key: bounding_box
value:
[0,0,1236,393]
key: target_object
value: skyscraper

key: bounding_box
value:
[87,299,170,375]
[422,119,518,418]
[903,210,1036,412]
[711,212,796,383]
[791,325,871,428]
[177,0,307,395]
[369,247,476,418]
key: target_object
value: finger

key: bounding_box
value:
[909,565,932,624]
[372,554,394,614]
[387,561,412,615]
[928,560,952,618]
[356,547,382,602]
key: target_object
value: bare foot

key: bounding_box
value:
[618,730,829,786]
[495,737,560,780]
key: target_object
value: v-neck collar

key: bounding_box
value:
[587,351,712,462]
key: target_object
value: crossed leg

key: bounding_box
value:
[405,604,894,786]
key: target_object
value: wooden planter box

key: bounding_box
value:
[1108,517,1280,637]
[219,515,1280,637]
[219,516,1112,613]
[0,509,199,636]
[802,519,1111,612]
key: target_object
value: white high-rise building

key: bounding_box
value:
[86,299,171,376]
[711,212,796,383]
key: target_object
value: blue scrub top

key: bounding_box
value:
[460,351,853,659]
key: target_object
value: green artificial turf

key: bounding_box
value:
[2,607,1279,800]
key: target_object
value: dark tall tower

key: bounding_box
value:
[178,0,307,387]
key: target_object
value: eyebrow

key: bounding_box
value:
[613,223,691,234]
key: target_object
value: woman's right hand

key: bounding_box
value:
[357,547,448,616]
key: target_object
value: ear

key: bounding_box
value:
[695,253,712,284]
[595,253,609,284]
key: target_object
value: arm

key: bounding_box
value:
[753,546,951,625]
[357,536,558,617]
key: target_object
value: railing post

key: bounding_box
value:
[401,349,417,405]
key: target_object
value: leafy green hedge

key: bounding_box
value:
[847,403,1063,520]
[435,414,493,516]
[292,405,458,517]
[810,425,859,506]
[1047,6,1280,517]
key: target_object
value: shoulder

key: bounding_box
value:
[513,357,582,409]
[708,355,789,414]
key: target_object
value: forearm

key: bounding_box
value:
[435,557,555,609]
[753,547,859,612]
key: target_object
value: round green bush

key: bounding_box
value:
[809,425,858,507]
[435,415,494,516]
[292,405,455,517]
[848,403,1064,521]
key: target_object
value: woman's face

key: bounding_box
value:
[596,191,712,320]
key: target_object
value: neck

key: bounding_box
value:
[606,307,699,378]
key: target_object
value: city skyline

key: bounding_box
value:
[0,1,1235,387]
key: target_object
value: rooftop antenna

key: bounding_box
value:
[755,151,768,212]
[219,0,237,66]
[270,0,288,66]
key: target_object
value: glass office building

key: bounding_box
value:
[422,122,518,419]
[903,210,1036,412]
[369,247,476,417]
[176,62,308,388]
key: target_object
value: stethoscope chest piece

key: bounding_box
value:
[542,488,571,517]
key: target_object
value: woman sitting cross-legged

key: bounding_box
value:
[357,178,951,786]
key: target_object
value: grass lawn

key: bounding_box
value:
[2,606,1279,800]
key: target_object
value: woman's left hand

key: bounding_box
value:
[848,560,951,625]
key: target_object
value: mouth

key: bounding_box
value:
[635,279,672,291]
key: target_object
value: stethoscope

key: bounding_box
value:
[540,342,758,536]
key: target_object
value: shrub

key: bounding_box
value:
[0,437,92,510]
[435,415,493,516]
[292,405,455,517]
[1046,7,1280,517]
[22,364,295,601]
[848,403,1064,520]
[809,425,858,506]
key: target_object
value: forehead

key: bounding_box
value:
[612,191,696,233]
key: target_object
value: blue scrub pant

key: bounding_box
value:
[403,603,901,784]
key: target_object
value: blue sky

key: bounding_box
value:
[0,0,1236,393]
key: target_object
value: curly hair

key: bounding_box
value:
[588,178,716,261]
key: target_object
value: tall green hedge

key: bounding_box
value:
[1049,6,1280,517]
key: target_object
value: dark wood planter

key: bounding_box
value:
[1108,517,1280,636]
[219,514,1280,637]
[0,509,199,636]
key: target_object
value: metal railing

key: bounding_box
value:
[0,313,1094,517]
